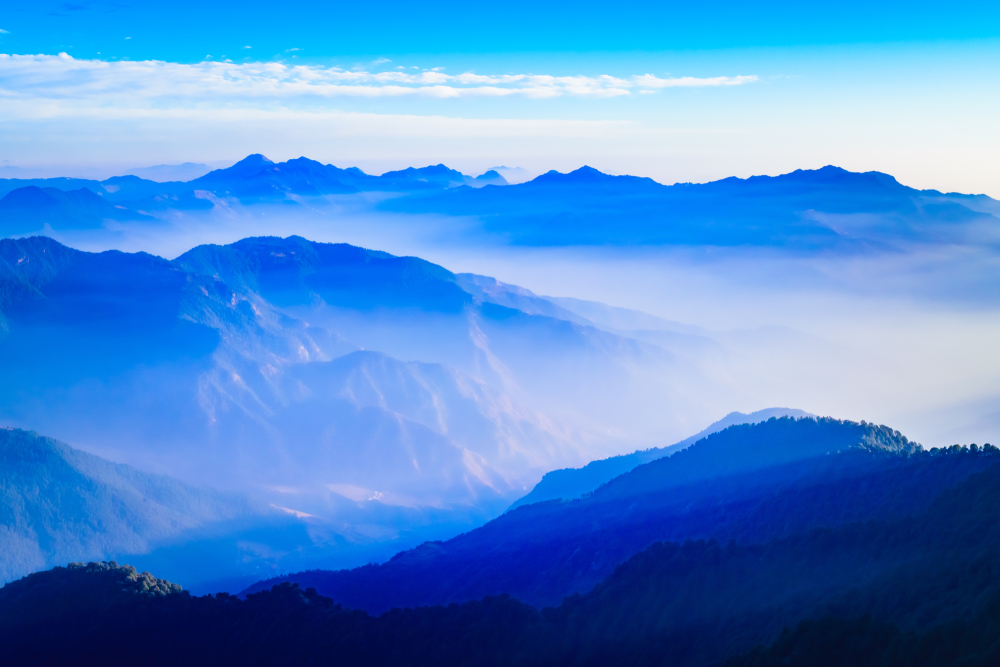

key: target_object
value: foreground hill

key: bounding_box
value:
[4,444,1000,666]
[244,417,992,612]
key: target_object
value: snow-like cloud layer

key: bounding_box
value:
[0,53,757,106]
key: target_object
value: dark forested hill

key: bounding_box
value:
[244,418,987,612]
[6,446,1000,667]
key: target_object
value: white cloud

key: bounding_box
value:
[634,74,759,88]
[243,45,251,49]
[0,54,758,110]
[0,29,9,34]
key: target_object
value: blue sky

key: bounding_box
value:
[3,0,999,58]
[1,1,999,194]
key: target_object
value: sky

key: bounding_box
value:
[1,1,999,194]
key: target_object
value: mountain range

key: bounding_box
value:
[2,155,996,250]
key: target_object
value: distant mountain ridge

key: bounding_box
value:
[0,186,154,235]
[0,154,509,235]
[380,163,999,247]
[2,156,995,248]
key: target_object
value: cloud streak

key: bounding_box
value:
[0,54,758,107]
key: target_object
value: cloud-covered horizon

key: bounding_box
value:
[0,53,757,105]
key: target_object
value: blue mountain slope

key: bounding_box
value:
[0,186,155,235]
[511,407,814,508]
[379,164,999,247]
[0,175,181,203]
[455,273,591,324]
[0,177,106,199]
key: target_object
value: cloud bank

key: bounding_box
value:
[0,53,757,106]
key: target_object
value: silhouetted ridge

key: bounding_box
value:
[531,165,659,186]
